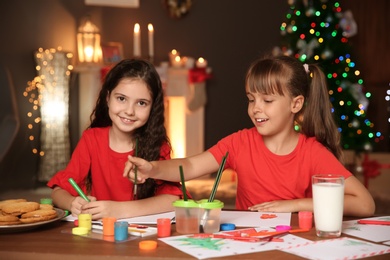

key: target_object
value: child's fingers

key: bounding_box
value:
[124,156,148,183]
[123,156,134,178]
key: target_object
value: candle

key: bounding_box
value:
[172,55,182,68]
[133,23,141,57]
[169,49,180,66]
[148,23,154,59]
[196,57,208,68]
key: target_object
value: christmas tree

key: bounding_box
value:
[276,0,383,152]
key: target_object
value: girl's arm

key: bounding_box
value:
[124,151,220,183]
[249,176,375,217]
[343,175,375,217]
[81,194,180,220]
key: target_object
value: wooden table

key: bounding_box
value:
[0,212,388,260]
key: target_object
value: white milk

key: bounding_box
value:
[313,182,344,232]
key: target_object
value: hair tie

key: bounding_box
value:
[303,63,310,74]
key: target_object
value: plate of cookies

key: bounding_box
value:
[0,199,65,233]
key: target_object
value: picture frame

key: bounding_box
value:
[85,0,139,8]
[101,42,123,65]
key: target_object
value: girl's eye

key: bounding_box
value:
[247,96,254,103]
[117,96,126,102]
[138,100,148,106]
[264,100,273,103]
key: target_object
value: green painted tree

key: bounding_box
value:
[276,0,383,152]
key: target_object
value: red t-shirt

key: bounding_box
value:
[47,127,184,200]
[208,128,351,210]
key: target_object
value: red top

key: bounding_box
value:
[208,128,351,210]
[48,127,185,200]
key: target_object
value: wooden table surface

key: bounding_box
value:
[0,212,388,260]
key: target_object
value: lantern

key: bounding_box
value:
[77,16,102,64]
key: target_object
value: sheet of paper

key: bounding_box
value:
[62,211,176,224]
[122,211,175,224]
[281,237,390,260]
[342,216,390,242]
[159,228,310,260]
[220,211,291,227]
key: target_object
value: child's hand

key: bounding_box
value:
[70,196,90,216]
[123,155,151,183]
[248,200,298,213]
[81,200,116,220]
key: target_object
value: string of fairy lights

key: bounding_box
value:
[23,47,73,157]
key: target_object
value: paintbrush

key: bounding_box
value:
[200,152,229,233]
[179,165,188,201]
[133,138,138,200]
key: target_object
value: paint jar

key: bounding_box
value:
[114,221,128,241]
[78,213,92,231]
[173,199,200,234]
[157,218,171,237]
[198,199,224,233]
[298,211,313,230]
[102,217,117,236]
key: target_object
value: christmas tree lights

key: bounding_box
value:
[277,0,383,151]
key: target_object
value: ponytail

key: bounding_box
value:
[301,64,343,161]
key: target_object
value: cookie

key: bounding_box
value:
[0,199,27,211]
[39,204,54,210]
[1,201,40,216]
[20,209,57,224]
[0,214,21,225]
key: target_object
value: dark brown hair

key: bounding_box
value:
[86,58,171,198]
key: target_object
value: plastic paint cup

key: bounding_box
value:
[173,199,200,234]
[102,217,117,236]
[298,211,313,230]
[198,199,224,233]
[78,213,92,231]
[114,221,128,241]
[157,218,171,237]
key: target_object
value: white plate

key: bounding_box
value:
[0,208,65,233]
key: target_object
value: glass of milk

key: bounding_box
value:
[312,175,344,238]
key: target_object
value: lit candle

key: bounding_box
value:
[133,23,141,57]
[169,49,180,66]
[196,57,208,68]
[172,55,182,68]
[148,23,154,59]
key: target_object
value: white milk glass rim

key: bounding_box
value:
[312,174,344,182]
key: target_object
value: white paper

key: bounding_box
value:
[342,216,390,242]
[159,229,310,259]
[281,237,390,260]
[220,211,291,227]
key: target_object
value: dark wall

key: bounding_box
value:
[0,0,386,192]
[0,0,286,190]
